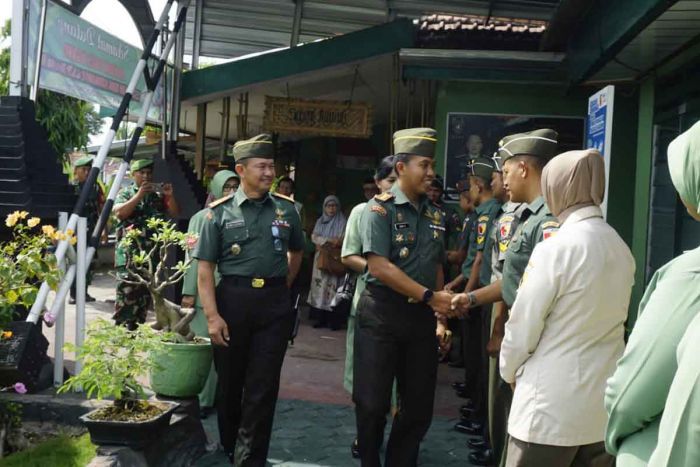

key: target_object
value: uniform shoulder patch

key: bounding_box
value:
[208,193,233,208]
[271,192,294,203]
[370,204,387,216]
[374,192,395,202]
[541,220,560,229]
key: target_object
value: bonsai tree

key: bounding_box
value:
[118,218,197,342]
[58,319,168,417]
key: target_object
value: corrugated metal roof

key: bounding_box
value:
[184,0,561,59]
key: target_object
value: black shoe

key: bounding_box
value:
[351,438,360,459]
[461,400,475,411]
[454,420,483,435]
[460,405,476,418]
[69,297,76,304]
[69,294,96,305]
[452,381,466,391]
[469,448,494,466]
[468,438,488,450]
[313,321,327,329]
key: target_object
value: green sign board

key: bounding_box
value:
[27,0,166,122]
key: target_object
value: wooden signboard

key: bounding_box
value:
[263,96,373,138]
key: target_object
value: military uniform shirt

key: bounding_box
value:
[114,184,167,268]
[75,181,104,232]
[361,184,446,291]
[194,189,304,278]
[460,213,477,279]
[436,202,462,251]
[476,198,503,287]
[501,196,559,307]
[491,202,526,281]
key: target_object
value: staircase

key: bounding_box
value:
[0,96,76,223]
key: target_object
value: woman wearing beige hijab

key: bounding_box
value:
[500,149,635,467]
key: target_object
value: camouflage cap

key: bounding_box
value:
[469,156,497,182]
[232,133,274,162]
[496,129,558,166]
[393,127,437,158]
[130,158,154,172]
[74,155,94,168]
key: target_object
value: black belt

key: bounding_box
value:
[366,283,426,305]
[222,275,286,289]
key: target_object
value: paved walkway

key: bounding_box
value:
[44,266,476,466]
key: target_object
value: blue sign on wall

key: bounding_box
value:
[587,85,614,216]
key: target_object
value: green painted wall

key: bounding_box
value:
[433,80,638,248]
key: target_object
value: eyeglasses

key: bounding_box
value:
[223,183,238,191]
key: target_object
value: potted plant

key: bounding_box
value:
[58,319,178,448]
[0,211,63,391]
[118,218,212,397]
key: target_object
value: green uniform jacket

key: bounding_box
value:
[194,189,304,277]
[605,246,700,466]
[476,198,503,286]
[501,196,559,307]
[361,184,446,291]
[182,210,221,307]
[460,212,477,279]
[648,311,700,466]
[342,202,367,318]
[114,184,167,268]
[490,202,526,281]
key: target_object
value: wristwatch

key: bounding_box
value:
[422,289,434,304]
[467,292,477,308]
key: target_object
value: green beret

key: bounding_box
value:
[74,156,93,168]
[130,159,154,172]
[393,127,437,158]
[233,134,274,162]
[496,129,559,165]
[470,156,497,181]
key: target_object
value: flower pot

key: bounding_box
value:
[149,338,213,397]
[80,400,179,449]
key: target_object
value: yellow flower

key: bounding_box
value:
[42,225,56,237]
[27,217,40,228]
[17,211,28,219]
[70,236,77,246]
[66,229,74,236]
[5,212,19,228]
[53,231,66,241]
[1,331,12,339]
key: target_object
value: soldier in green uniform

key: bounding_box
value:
[194,134,304,466]
[355,128,452,467]
[71,155,104,303]
[181,170,239,417]
[113,158,179,329]
[455,157,504,439]
[448,129,560,467]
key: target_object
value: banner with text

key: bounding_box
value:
[27,0,165,122]
[586,85,614,217]
[264,97,373,138]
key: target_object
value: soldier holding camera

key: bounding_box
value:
[112,158,180,329]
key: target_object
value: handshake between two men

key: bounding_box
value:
[426,289,474,319]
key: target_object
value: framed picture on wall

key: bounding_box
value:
[444,113,586,200]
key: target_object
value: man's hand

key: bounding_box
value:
[181,295,195,309]
[208,314,229,347]
[451,293,471,313]
[136,182,154,200]
[486,333,503,358]
[436,324,452,357]
[428,291,453,316]
[444,278,462,293]
[162,183,174,197]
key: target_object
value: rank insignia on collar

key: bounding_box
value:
[375,192,394,202]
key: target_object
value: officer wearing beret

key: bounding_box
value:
[355,128,453,467]
[113,158,179,329]
[194,134,304,465]
[450,129,560,466]
[71,155,104,303]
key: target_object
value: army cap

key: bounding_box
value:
[495,129,559,167]
[469,156,497,182]
[232,133,274,162]
[74,155,94,168]
[130,158,154,172]
[393,127,437,157]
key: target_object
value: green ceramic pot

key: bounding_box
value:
[149,339,212,397]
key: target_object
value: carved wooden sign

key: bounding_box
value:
[264,96,373,138]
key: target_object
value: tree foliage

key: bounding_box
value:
[0,20,102,161]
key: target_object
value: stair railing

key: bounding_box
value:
[26,0,191,341]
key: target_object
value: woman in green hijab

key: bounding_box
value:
[182,169,239,416]
[605,121,700,466]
